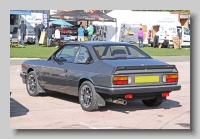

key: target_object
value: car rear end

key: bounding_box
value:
[95,64,181,105]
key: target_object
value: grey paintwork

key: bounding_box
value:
[20,41,181,97]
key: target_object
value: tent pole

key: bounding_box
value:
[115,18,117,41]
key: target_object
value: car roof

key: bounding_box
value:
[66,41,133,46]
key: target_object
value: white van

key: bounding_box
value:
[148,25,190,47]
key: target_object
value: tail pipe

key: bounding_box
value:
[106,98,127,105]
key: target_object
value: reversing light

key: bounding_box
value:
[113,76,132,85]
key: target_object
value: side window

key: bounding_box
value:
[75,46,91,63]
[184,27,190,35]
[57,45,80,63]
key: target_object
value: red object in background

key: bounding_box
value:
[60,16,64,19]
[148,30,152,37]
[95,18,99,20]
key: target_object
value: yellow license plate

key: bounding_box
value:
[135,75,160,83]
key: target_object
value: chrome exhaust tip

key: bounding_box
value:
[106,98,127,105]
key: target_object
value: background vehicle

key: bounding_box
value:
[20,42,181,111]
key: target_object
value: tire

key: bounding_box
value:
[142,97,162,107]
[26,71,40,96]
[78,81,99,111]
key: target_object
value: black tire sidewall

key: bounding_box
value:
[78,81,98,111]
[26,71,39,96]
[142,97,162,107]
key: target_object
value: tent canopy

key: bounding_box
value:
[50,10,116,22]
[10,10,31,15]
[107,10,172,25]
[49,19,73,26]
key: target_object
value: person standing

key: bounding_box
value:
[87,23,94,41]
[91,25,97,41]
[46,24,55,47]
[34,23,41,46]
[137,28,144,48]
[18,20,28,47]
[78,22,82,28]
[38,21,45,42]
[38,21,45,32]
[54,27,60,48]
[78,25,85,41]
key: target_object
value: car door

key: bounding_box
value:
[66,46,92,96]
[40,45,80,93]
[182,27,190,46]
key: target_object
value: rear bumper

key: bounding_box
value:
[95,84,181,95]
[20,72,27,84]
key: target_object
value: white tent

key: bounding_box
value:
[93,10,180,42]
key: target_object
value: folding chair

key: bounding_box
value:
[10,34,19,48]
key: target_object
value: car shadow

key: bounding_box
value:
[40,92,181,113]
[40,91,79,104]
[99,99,182,114]
[10,98,29,117]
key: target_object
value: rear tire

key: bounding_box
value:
[26,71,40,96]
[142,97,162,107]
[78,81,99,111]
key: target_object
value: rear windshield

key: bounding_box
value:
[93,45,151,60]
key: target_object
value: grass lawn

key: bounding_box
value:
[10,44,190,58]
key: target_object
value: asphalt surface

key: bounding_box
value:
[10,58,190,129]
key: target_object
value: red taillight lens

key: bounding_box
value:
[22,64,28,68]
[162,92,170,97]
[113,76,131,85]
[163,74,178,83]
[125,94,133,99]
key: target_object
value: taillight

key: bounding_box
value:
[22,64,28,68]
[163,74,178,83]
[113,76,132,85]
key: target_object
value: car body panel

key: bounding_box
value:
[20,41,181,98]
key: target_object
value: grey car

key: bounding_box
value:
[20,41,181,111]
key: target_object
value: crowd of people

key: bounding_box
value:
[17,20,98,48]
[17,20,144,48]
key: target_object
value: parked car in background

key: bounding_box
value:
[20,41,181,111]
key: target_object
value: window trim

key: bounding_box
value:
[74,45,93,64]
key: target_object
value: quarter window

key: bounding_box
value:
[75,46,91,63]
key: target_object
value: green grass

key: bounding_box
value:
[10,44,58,58]
[10,44,190,58]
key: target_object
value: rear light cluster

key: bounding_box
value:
[163,74,178,83]
[113,76,132,85]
